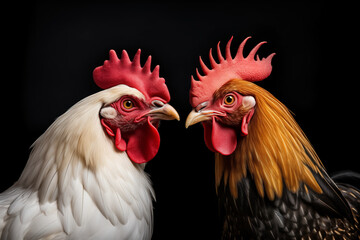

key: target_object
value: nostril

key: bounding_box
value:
[151,100,165,108]
[195,101,208,112]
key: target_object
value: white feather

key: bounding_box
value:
[0,85,155,239]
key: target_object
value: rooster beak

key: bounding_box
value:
[185,109,223,128]
[186,109,210,128]
[147,104,180,121]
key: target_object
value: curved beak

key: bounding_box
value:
[147,104,180,121]
[185,109,224,128]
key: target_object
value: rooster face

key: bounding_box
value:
[93,49,180,164]
[186,80,256,156]
[100,88,179,164]
[185,36,275,156]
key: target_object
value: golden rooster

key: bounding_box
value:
[0,49,179,239]
[186,36,360,239]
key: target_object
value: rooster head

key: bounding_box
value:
[186,36,275,156]
[93,49,179,164]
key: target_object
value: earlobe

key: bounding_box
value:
[100,106,117,137]
[100,106,117,119]
[242,96,256,109]
[240,96,256,136]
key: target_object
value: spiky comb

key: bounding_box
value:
[93,49,170,102]
[189,36,275,107]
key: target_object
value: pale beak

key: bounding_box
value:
[185,109,223,128]
[147,104,180,121]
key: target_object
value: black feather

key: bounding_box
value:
[217,169,360,239]
[332,171,360,189]
[310,167,354,221]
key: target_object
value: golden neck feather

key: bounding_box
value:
[215,79,323,200]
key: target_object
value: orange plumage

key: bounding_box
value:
[214,79,323,200]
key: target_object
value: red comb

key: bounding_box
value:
[190,36,275,107]
[93,49,170,103]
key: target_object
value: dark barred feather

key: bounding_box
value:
[217,169,360,239]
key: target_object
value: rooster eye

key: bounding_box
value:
[123,100,134,109]
[224,94,235,105]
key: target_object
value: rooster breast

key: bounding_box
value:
[0,144,154,240]
[0,160,154,239]
[217,170,360,239]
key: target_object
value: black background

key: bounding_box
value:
[2,1,359,239]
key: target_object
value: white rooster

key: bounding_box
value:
[0,49,179,239]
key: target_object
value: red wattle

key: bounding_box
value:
[203,121,216,153]
[126,118,160,164]
[101,118,160,163]
[203,117,237,156]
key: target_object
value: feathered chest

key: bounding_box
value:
[58,162,155,239]
[217,174,360,240]
[1,155,155,240]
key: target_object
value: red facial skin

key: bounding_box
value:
[110,96,160,130]
[101,96,161,164]
[200,91,254,155]
[206,91,244,118]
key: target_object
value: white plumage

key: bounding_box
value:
[0,85,155,239]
